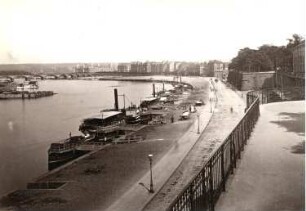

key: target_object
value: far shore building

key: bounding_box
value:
[169,62,176,73]
[97,63,112,72]
[130,62,144,73]
[75,64,90,73]
[129,61,169,74]
[161,61,170,73]
[117,63,131,72]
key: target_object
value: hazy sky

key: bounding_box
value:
[0,0,305,64]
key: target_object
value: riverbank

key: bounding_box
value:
[0,77,211,211]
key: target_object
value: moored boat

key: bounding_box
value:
[48,136,85,170]
[79,110,125,138]
[16,80,39,91]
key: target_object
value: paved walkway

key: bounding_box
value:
[105,82,216,211]
[144,82,246,211]
[216,101,305,211]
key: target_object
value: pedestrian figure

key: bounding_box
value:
[171,115,174,123]
[230,107,233,113]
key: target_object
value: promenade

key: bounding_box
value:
[216,101,305,211]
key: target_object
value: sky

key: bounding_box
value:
[0,0,305,64]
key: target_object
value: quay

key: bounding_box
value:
[98,76,194,89]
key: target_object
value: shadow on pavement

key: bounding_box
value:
[270,112,305,136]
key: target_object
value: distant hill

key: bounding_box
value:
[0,63,77,74]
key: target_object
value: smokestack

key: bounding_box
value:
[114,89,119,111]
[152,83,156,97]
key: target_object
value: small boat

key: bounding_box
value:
[48,136,85,170]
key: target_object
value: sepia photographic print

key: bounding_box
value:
[0,0,305,211]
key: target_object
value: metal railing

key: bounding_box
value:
[168,93,260,211]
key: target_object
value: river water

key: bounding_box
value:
[0,79,171,196]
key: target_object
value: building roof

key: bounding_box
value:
[85,111,122,120]
[141,97,157,102]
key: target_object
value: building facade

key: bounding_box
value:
[75,64,90,73]
[130,62,144,73]
[117,63,131,72]
[207,60,224,78]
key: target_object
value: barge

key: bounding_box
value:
[0,91,55,99]
[16,80,39,91]
[79,110,125,139]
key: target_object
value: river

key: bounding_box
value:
[0,79,171,196]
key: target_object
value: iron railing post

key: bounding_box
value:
[221,145,225,192]
[236,130,241,160]
[190,183,194,211]
[209,160,214,211]
[201,169,207,210]
[230,135,235,174]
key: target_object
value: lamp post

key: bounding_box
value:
[197,113,200,134]
[209,97,212,113]
[148,154,154,193]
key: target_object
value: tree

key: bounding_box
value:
[229,34,304,73]
[286,34,304,49]
[229,47,272,72]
